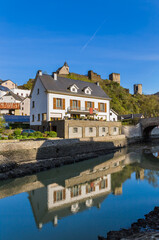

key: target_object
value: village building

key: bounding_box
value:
[11,88,31,98]
[110,109,118,121]
[30,70,122,137]
[20,97,30,116]
[0,91,23,115]
[0,79,17,89]
[0,85,10,98]
[119,113,144,121]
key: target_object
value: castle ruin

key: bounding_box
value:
[134,84,142,95]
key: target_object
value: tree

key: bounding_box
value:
[0,117,6,133]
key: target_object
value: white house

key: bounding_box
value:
[29,174,111,228]
[0,91,23,115]
[20,97,30,116]
[30,70,111,128]
[0,85,10,98]
[11,88,31,98]
[110,109,118,121]
[0,79,17,89]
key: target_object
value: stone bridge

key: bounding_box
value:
[139,117,159,139]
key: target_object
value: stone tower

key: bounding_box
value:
[56,62,69,75]
[134,84,142,95]
[109,73,120,85]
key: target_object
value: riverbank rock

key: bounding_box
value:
[99,206,159,240]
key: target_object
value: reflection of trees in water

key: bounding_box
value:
[144,170,159,188]
[111,164,142,192]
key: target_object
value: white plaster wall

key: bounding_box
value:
[0,90,7,98]
[85,126,96,137]
[110,110,118,121]
[20,97,30,116]
[1,80,16,89]
[11,88,31,98]
[99,126,109,136]
[30,77,47,125]
[69,127,82,138]
[47,174,111,209]
[110,126,119,136]
[0,95,21,103]
[48,93,110,121]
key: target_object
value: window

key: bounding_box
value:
[56,190,63,201]
[73,127,78,133]
[56,98,62,109]
[87,102,93,109]
[86,183,95,193]
[101,179,107,189]
[110,112,112,116]
[26,94,28,97]
[89,127,93,133]
[21,93,23,96]
[71,185,81,197]
[32,115,34,122]
[38,114,40,121]
[100,103,104,112]
[54,190,65,202]
[42,113,47,121]
[72,100,78,109]
[84,87,92,95]
[102,127,105,132]
[37,88,39,95]
[114,127,117,132]
[70,84,78,93]
[32,101,35,108]
[22,107,24,110]
[17,93,19,95]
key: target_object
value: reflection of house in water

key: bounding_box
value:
[27,150,145,229]
[0,147,146,229]
[29,174,111,229]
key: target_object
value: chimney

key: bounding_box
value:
[52,72,57,80]
[37,70,42,76]
[96,82,99,86]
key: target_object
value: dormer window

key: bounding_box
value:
[83,87,92,95]
[69,84,79,93]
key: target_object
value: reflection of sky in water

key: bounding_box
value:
[0,149,159,240]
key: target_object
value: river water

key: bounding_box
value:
[1,143,159,240]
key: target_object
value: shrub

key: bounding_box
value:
[14,129,22,136]
[22,135,28,139]
[28,133,34,137]
[44,131,50,136]
[33,131,43,138]
[1,137,8,140]
[48,131,57,138]
[15,135,23,139]
[22,132,28,137]
[8,134,14,140]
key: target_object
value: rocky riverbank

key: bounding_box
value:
[99,207,159,240]
[0,136,128,180]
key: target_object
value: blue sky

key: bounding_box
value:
[0,0,159,94]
